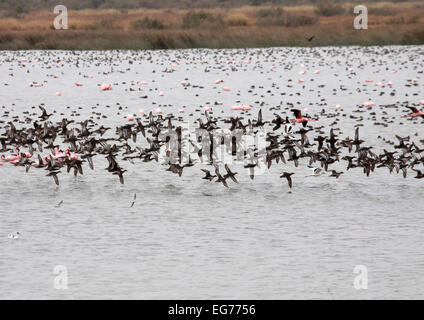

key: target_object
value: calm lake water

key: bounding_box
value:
[0,46,423,299]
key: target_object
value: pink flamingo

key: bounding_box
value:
[125,114,135,121]
[100,83,112,91]
[402,107,424,118]
[1,148,21,163]
[363,101,375,107]
[290,109,316,127]
[50,148,69,160]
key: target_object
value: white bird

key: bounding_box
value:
[8,232,20,239]
[282,124,295,140]
[307,166,323,177]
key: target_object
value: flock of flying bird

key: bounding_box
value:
[0,102,423,190]
[0,48,423,193]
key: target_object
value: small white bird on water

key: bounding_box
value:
[307,166,323,177]
[8,232,20,239]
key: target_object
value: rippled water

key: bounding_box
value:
[1,47,423,299]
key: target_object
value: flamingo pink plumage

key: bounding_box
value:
[402,107,424,119]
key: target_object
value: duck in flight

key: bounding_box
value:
[280,172,294,188]
[224,164,238,183]
[215,168,228,188]
[201,169,216,181]
[330,170,344,179]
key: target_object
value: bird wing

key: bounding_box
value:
[258,109,263,123]
[408,107,419,113]
[287,176,292,188]
[291,109,301,119]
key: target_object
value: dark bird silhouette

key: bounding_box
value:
[280,172,294,188]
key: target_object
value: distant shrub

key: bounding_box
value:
[227,13,249,26]
[0,33,14,44]
[402,28,424,44]
[256,16,283,26]
[98,18,115,29]
[315,2,345,17]
[413,3,424,9]
[285,15,318,27]
[257,13,318,27]
[182,10,214,29]
[387,15,418,25]
[4,5,27,19]
[407,16,419,24]
[131,17,165,30]
[84,18,120,31]
[182,10,226,29]
[255,7,284,18]
[371,7,397,16]
[24,34,44,46]
[387,16,405,24]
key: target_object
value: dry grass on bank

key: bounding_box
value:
[0,2,423,49]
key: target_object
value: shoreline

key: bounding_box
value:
[1,3,423,50]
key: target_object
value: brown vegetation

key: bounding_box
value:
[0,2,423,49]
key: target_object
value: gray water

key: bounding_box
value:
[0,47,423,299]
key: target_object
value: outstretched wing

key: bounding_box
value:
[407,107,419,113]
[291,109,301,119]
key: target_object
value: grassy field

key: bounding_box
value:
[0,2,423,49]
